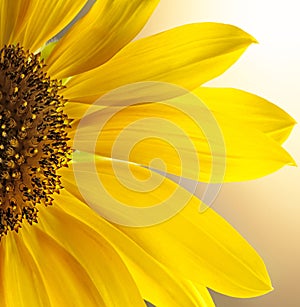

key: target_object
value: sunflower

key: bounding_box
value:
[0,1,295,306]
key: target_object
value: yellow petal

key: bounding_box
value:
[20,225,106,306]
[59,173,273,298]
[55,189,215,306]
[62,157,191,225]
[186,282,216,307]
[2,232,51,307]
[56,192,216,307]
[32,202,145,307]
[64,101,102,121]
[47,0,160,78]
[0,243,5,305]
[116,198,273,298]
[195,87,296,144]
[70,99,295,183]
[63,23,256,103]
[15,0,87,51]
[196,285,216,307]
[123,253,216,307]
[0,0,30,46]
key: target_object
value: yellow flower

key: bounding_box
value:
[0,1,295,306]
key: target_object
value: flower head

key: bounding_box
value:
[0,1,295,306]
[0,44,72,236]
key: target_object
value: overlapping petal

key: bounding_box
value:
[61,160,272,298]
[47,0,160,78]
[119,254,217,307]
[69,100,295,183]
[116,198,273,298]
[0,0,30,46]
[195,87,296,144]
[62,156,189,224]
[62,23,256,103]
[15,204,145,307]
[51,190,215,306]
[1,233,50,306]
[14,0,87,52]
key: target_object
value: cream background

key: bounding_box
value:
[137,1,300,306]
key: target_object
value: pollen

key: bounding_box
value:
[0,44,72,237]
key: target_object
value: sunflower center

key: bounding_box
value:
[0,44,72,237]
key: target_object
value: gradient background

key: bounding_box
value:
[137,1,300,306]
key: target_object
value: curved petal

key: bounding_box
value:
[0,0,30,46]
[46,192,216,307]
[196,285,216,307]
[47,0,160,78]
[123,253,216,307]
[186,282,216,307]
[61,162,272,297]
[64,100,102,121]
[194,87,296,144]
[15,0,87,52]
[2,232,51,307]
[20,225,106,306]
[63,23,256,103]
[62,157,196,225]
[70,100,295,183]
[31,202,145,307]
[116,197,273,298]
[52,190,213,306]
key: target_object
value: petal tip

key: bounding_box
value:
[285,152,297,167]
[250,36,259,44]
[262,283,274,295]
[288,159,297,167]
